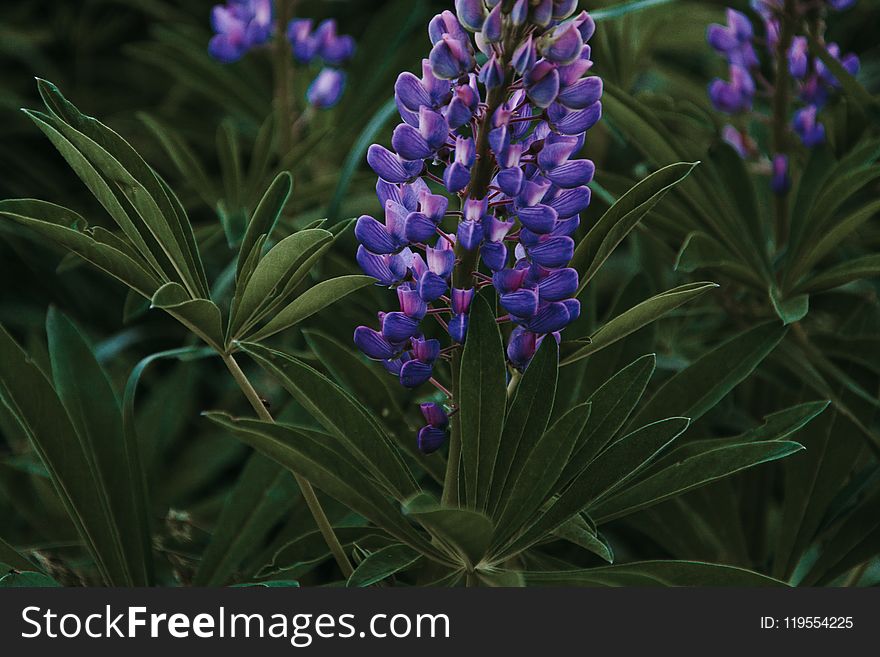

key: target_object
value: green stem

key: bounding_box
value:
[772,0,796,249]
[442,29,517,508]
[273,0,297,158]
[221,352,354,578]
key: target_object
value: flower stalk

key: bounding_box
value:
[221,352,354,577]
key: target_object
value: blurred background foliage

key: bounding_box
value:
[1,0,879,586]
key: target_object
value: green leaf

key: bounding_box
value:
[195,453,300,586]
[525,561,788,586]
[571,162,698,291]
[0,537,36,573]
[562,283,718,365]
[786,198,880,287]
[674,231,763,288]
[629,322,787,428]
[592,0,679,21]
[247,275,375,341]
[0,571,61,587]
[347,543,422,587]
[551,514,614,563]
[204,413,437,558]
[592,441,804,523]
[773,410,864,581]
[492,402,592,550]
[404,494,494,569]
[267,528,394,577]
[46,309,154,586]
[34,80,208,296]
[487,337,558,516]
[499,417,689,559]
[239,342,419,500]
[794,254,880,293]
[458,291,507,510]
[769,285,809,325]
[151,282,225,350]
[0,325,125,585]
[802,486,880,586]
[559,354,656,485]
[0,199,161,297]
[229,229,333,339]
[237,172,292,282]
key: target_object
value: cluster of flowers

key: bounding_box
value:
[353,0,601,454]
[707,1,859,193]
[208,0,354,109]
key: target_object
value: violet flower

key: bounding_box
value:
[708,1,860,189]
[353,1,601,453]
[208,0,273,63]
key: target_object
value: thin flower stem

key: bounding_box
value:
[430,377,454,398]
[221,352,354,578]
[772,0,796,249]
[273,0,297,157]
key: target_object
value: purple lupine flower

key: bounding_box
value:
[792,105,825,147]
[307,68,346,108]
[287,16,355,109]
[209,0,273,63]
[354,1,600,452]
[417,402,449,454]
[771,154,791,195]
[709,2,859,193]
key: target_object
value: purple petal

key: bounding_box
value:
[367,144,422,183]
[400,360,434,388]
[417,425,447,454]
[391,123,432,160]
[418,271,448,302]
[405,211,438,243]
[557,76,603,110]
[443,161,471,193]
[353,326,396,360]
[448,313,469,343]
[451,287,475,315]
[457,220,484,251]
[524,301,571,333]
[517,204,558,234]
[356,245,397,285]
[545,159,595,188]
[528,236,575,268]
[501,288,540,318]
[355,215,397,254]
[411,336,441,363]
[382,311,420,343]
[480,241,508,271]
[420,402,449,428]
[538,268,579,301]
[547,186,591,218]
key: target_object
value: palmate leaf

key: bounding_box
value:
[246,275,375,342]
[562,282,718,365]
[0,199,161,298]
[496,416,690,560]
[552,513,614,563]
[266,528,395,579]
[237,171,292,281]
[239,342,419,500]
[458,291,507,510]
[802,485,880,586]
[571,161,698,292]
[524,560,788,586]
[0,320,149,586]
[203,413,440,560]
[592,440,804,523]
[675,231,764,288]
[403,494,494,569]
[347,543,422,587]
[151,282,225,350]
[31,80,207,297]
[793,254,880,294]
[486,337,558,516]
[194,453,300,586]
[773,410,865,581]
[559,354,656,484]
[628,322,787,429]
[491,403,592,550]
[228,229,333,339]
